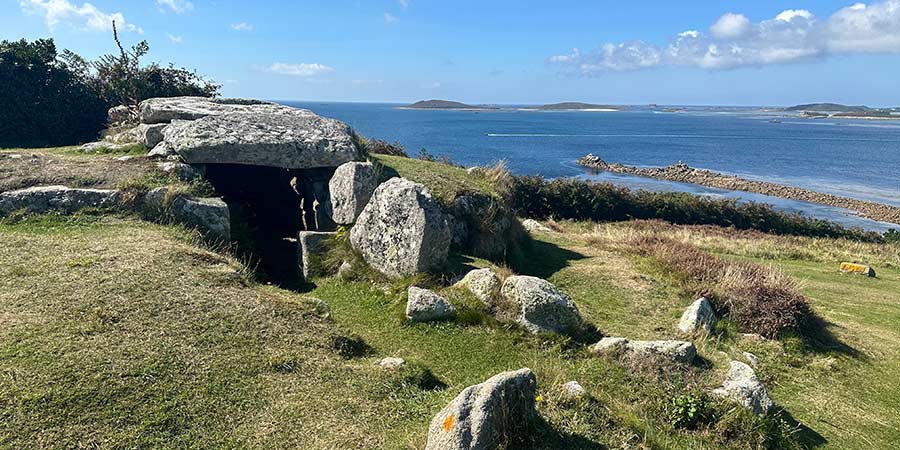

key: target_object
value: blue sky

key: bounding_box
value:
[5,0,900,105]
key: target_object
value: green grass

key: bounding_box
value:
[370,154,501,204]
[2,149,899,449]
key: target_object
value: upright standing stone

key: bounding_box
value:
[329,161,377,224]
[678,297,718,334]
[426,368,537,450]
[350,178,450,278]
[297,231,335,281]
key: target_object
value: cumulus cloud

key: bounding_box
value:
[156,0,193,14]
[231,22,254,31]
[167,33,183,44]
[549,0,900,74]
[20,0,142,33]
[384,12,399,24]
[266,63,335,77]
[710,13,750,39]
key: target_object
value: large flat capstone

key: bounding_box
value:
[139,97,359,169]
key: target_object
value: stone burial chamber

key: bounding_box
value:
[135,97,362,287]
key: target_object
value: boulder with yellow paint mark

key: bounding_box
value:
[425,368,537,450]
[839,262,876,277]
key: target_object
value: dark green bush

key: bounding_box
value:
[0,39,108,147]
[511,176,884,242]
[1,26,218,148]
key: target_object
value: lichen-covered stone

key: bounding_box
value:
[712,361,774,416]
[426,368,537,450]
[0,185,119,217]
[328,161,377,224]
[138,96,274,124]
[350,178,450,278]
[160,107,358,169]
[375,357,406,371]
[590,337,697,364]
[454,268,501,305]
[678,297,717,334]
[407,287,456,323]
[500,275,584,335]
[144,187,230,242]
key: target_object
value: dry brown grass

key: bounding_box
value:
[481,160,515,200]
[631,235,815,338]
[0,149,155,192]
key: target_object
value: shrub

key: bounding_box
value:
[511,176,884,242]
[1,26,219,148]
[0,39,109,147]
[360,136,408,157]
[669,393,713,430]
[632,236,816,339]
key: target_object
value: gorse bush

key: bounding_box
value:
[0,24,218,148]
[511,175,884,242]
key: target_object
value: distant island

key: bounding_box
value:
[783,103,899,119]
[530,102,620,111]
[403,100,498,110]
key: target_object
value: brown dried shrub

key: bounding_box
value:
[632,236,815,338]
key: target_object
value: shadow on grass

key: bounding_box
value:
[511,239,587,279]
[780,409,828,449]
[796,316,863,359]
[507,415,608,450]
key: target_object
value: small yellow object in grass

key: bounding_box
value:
[535,395,543,402]
[839,262,876,278]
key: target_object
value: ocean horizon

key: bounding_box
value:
[281,101,900,233]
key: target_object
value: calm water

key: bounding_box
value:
[282,101,900,232]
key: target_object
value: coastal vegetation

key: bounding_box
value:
[0,31,218,148]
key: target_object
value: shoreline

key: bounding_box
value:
[577,154,900,227]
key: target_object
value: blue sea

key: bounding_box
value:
[282,102,900,232]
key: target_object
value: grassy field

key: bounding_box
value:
[2,153,899,449]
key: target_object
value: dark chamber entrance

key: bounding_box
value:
[203,164,335,289]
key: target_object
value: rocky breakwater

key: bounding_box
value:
[577,154,900,225]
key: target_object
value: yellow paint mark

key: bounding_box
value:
[442,414,455,432]
[840,262,874,276]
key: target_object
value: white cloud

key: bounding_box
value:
[20,0,142,33]
[167,33,183,44]
[231,22,254,31]
[549,0,900,74]
[399,0,410,10]
[710,13,750,39]
[156,0,193,14]
[775,9,814,22]
[425,81,441,88]
[826,1,900,52]
[384,12,399,24]
[266,63,335,77]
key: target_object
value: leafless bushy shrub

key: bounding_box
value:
[632,236,815,338]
